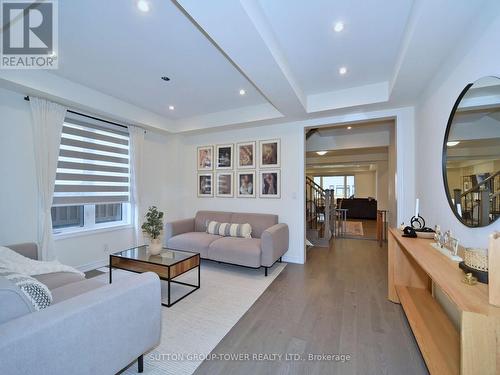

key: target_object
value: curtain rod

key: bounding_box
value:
[24,95,128,130]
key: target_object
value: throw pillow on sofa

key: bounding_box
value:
[0,266,52,310]
[206,221,252,238]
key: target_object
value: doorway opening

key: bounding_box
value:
[304,119,397,246]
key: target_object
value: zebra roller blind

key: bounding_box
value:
[53,118,130,206]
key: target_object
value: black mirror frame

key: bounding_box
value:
[442,82,473,227]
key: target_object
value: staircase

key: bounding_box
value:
[454,170,500,226]
[306,177,327,245]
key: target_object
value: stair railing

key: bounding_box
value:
[456,170,500,226]
[306,177,327,237]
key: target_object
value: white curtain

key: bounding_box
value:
[129,126,145,246]
[30,97,67,261]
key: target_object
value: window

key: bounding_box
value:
[52,116,131,235]
[315,175,355,199]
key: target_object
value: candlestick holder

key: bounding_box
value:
[410,215,425,230]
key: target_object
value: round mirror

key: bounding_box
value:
[443,76,500,227]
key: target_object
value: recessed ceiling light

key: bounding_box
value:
[168,105,175,111]
[316,151,327,156]
[339,66,347,75]
[447,141,460,147]
[347,126,352,130]
[137,0,150,12]
[239,89,246,96]
[334,22,344,32]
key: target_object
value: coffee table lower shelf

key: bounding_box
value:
[109,252,200,307]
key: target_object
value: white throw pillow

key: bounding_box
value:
[206,221,252,238]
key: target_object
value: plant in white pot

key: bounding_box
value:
[141,206,164,255]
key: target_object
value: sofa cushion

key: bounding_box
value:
[230,212,278,238]
[0,276,35,324]
[34,271,86,290]
[206,221,252,238]
[195,211,232,232]
[208,237,262,268]
[167,232,221,258]
[51,277,106,304]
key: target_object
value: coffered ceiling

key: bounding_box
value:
[0,0,496,133]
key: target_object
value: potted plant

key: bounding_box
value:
[141,206,164,255]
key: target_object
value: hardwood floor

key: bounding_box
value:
[194,239,428,375]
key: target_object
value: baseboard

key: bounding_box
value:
[77,258,108,273]
[282,255,304,264]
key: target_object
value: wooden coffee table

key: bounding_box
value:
[109,246,200,307]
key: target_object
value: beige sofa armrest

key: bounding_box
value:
[165,218,195,241]
[5,242,39,260]
[261,223,289,267]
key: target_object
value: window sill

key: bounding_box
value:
[53,223,134,241]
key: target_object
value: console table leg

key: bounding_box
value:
[461,311,496,375]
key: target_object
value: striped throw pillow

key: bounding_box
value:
[206,221,252,238]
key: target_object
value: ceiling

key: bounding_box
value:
[0,0,496,133]
[53,0,268,119]
[257,0,412,95]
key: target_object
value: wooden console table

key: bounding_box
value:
[388,228,500,375]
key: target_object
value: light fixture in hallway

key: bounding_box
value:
[316,151,327,156]
[447,141,460,147]
[334,22,344,32]
[339,66,347,75]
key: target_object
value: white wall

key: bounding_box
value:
[306,123,390,152]
[0,87,181,269]
[177,123,305,264]
[376,161,389,211]
[0,89,38,244]
[415,9,500,248]
[354,172,376,198]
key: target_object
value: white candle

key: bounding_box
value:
[415,198,419,218]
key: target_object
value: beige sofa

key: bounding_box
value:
[165,211,289,276]
[0,243,161,375]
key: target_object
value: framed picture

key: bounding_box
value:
[237,171,256,198]
[259,139,280,168]
[197,145,213,171]
[197,173,213,197]
[216,172,233,197]
[237,141,256,169]
[259,170,280,198]
[216,144,233,169]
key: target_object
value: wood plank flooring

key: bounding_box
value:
[194,238,428,375]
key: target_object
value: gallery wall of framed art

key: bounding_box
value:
[196,139,281,199]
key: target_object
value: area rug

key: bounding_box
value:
[344,221,364,236]
[96,260,286,374]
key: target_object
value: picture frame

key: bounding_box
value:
[259,170,280,198]
[259,139,280,168]
[197,173,213,197]
[237,141,256,169]
[216,144,233,170]
[236,171,256,198]
[216,172,234,197]
[197,145,213,171]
